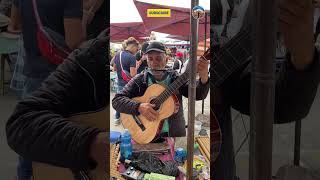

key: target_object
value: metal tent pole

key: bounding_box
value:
[294,119,302,166]
[186,0,200,179]
[201,13,208,115]
[249,0,277,179]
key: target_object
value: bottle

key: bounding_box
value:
[174,148,187,164]
[120,129,132,160]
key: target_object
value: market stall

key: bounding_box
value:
[109,132,210,180]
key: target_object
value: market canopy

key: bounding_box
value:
[110,22,150,42]
[165,35,190,41]
[133,0,210,41]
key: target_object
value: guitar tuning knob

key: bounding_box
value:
[192,5,205,19]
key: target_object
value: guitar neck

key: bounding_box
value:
[211,28,252,88]
[155,72,190,105]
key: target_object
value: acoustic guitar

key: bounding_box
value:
[210,26,253,163]
[120,49,211,144]
[32,107,109,180]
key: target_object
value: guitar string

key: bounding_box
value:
[214,32,251,85]
[213,28,250,61]
[155,72,188,105]
[156,71,189,105]
[155,48,211,104]
[155,47,211,104]
[213,31,250,70]
[211,29,251,87]
[155,47,211,105]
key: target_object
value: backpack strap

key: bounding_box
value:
[178,60,183,73]
[119,51,124,71]
[31,0,43,29]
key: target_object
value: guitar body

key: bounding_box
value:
[32,107,109,180]
[121,84,176,144]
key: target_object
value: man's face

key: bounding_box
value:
[146,51,168,70]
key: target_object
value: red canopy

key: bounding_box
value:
[133,0,210,41]
[110,22,150,42]
[165,35,190,41]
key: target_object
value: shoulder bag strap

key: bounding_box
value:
[119,51,124,71]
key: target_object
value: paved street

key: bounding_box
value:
[0,91,19,179]
[232,89,320,179]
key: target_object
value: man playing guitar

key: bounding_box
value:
[112,41,210,142]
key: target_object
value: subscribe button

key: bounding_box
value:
[147,9,171,17]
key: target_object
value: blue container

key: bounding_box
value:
[110,131,121,144]
[120,129,132,160]
[174,148,187,164]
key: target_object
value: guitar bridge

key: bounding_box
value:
[132,115,146,131]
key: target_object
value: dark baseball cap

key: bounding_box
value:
[145,41,166,54]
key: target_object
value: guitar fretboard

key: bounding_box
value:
[154,70,190,106]
[211,28,252,88]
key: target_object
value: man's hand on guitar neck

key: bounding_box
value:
[90,132,108,172]
[138,103,159,121]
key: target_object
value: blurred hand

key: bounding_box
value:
[197,58,209,84]
[314,0,320,8]
[90,132,107,172]
[279,0,314,70]
[138,103,159,121]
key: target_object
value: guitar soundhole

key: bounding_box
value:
[149,98,160,111]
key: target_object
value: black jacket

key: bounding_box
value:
[6,30,108,170]
[112,70,209,137]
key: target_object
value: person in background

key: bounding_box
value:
[82,0,107,39]
[112,37,139,125]
[2,1,25,101]
[135,41,149,74]
[0,0,12,15]
[172,51,184,74]
[11,0,85,179]
[2,2,26,180]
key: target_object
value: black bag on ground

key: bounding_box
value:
[129,152,179,177]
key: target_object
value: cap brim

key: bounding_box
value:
[146,48,166,54]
